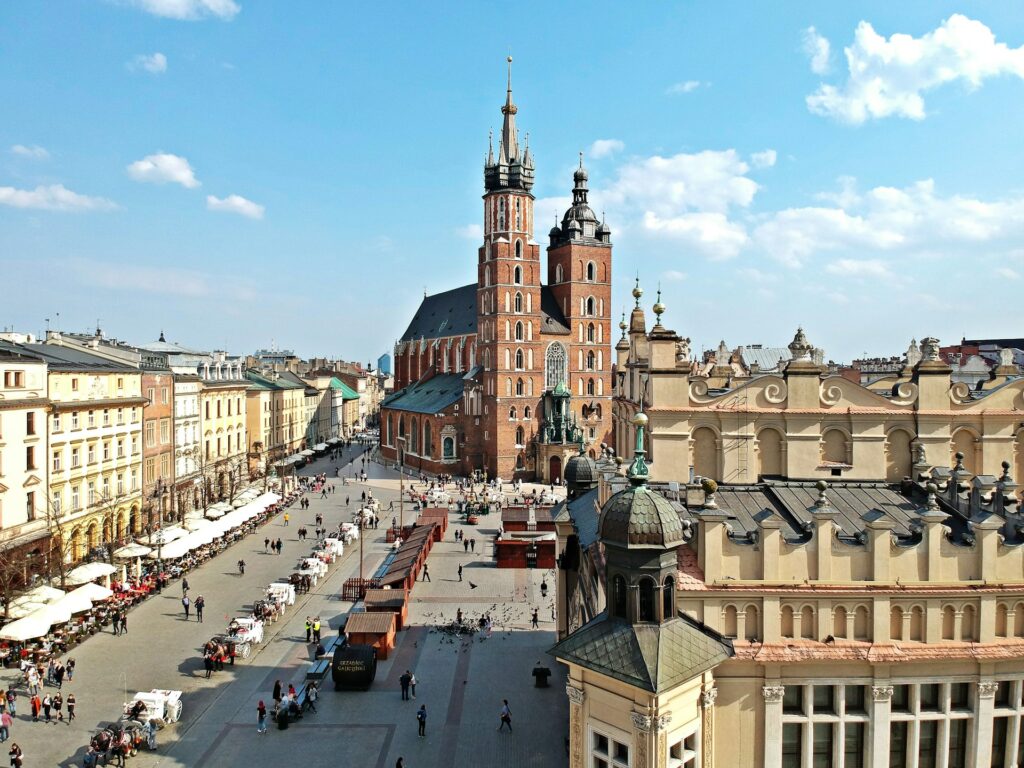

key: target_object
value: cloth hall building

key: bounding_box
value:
[380,61,613,481]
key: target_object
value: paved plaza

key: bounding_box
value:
[2,446,568,768]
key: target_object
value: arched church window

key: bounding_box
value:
[586,297,595,316]
[612,575,627,618]
[423,421,432,458]
[555,264,563,283]
[442,436,455,459]
[586,261,595,281]
[515,349,524,369]
[524,405,531,419]
[515,426,524,445]
[484,267,491,287]
[515,322,524,341]
[663,576,675,619]
[587,323,595,343]
[587,378,595,396]
[545,343,567,390]
[515,378,525,396]
[515,240,522,259]
[514,266,522,285]
[509,406,516,420]
[514,292,523,313]
[638,578,656,622]
[587,351,595,370]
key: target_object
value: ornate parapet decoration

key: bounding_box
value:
[566,684,586,706]
[871,685,894,702]
[762,685,785,703]
[978,681,999,699]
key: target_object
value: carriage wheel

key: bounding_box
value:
[240,644,250,659]
[171,700,182,722]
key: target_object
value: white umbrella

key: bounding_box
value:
[183,517,212,532]
[66,562,117,586]
[0,610,55,641]
[16,585,64,604]
[50,591,93,616]
[114,543,152,559]
[204,507,227,520]
[69,582,113,602]
[5,601,47,620]
[138,526,187,546]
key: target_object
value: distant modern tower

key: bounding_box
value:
[377,353,392,375]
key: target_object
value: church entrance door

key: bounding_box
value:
[549,455,562,483]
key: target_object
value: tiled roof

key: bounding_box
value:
[539,286,570,334]
[400,284,477,342]
[600,485,687,548]
[739,346,790,372]
[381,374,465,415]
[549,612,733,693]
[13,343,138,371]
[363,589,406,608]
[501,506,557,523]
[328,377,360,400]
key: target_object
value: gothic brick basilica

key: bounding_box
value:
[380,59,613,481]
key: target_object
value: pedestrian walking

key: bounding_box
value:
[463,539,469,553]
[7,691,16,718]
[284,512,290,527]
[195,595,205,622]
[182,577,190,595]
[41,694,51,722]
[147,718,158,750]
[264,537,270,552]
[458,564,463,582]
[306,681,318,713]
[275,538,282,554]
[470,538,476,553]
[312,618,321,643]
[182,595,191,619]
[52,692,63,722]
[498,699,513,732]
[257,700,267,734]
[0,710,11,742]
[399,670,411,701]
[421,564,430,582]
[111,611,119,635]
[54,663,65,690]
[66,659,75,682]
[531,609,539,629]
[120,612,128,635]
[7,743,22,768]
[416,704,426,737]
[410,673,417,698]
[203,654,213,679]
[66,693,75,723]
[272,680,282,705]
[396,759,404,768]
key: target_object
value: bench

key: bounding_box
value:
[306,659,330,681]
[322,635,344,656]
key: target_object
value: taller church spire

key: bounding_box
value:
[484,56,534,193]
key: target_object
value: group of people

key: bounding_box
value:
[263,537,285,555]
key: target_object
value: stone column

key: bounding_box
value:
[762,685,785,768]
[566,684,586,768]
[870,685,892,768]
[701,688,718,768]
[630,712,672,768]
[973,680,998,768]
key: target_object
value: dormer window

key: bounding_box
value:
[583,222,594,238]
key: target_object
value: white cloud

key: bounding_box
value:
[123,0,240,20]
[825,258,892,278]
[802,26,831,75]
[61,257,255,300]
[666,80,702,95]
[206,194,264,219]
[0,184,117,212]
[456,224,482,240]
[662,270,687,281]
[599,149,759,259]
[127,153,200,188]
[589,139,624,159]
[10,144,49,160]
[997,267,1020,280]
[750,150,777,169]
[807,14,1024,123]
[129,52,167,74]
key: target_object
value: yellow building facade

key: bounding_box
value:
[198,378,248,501]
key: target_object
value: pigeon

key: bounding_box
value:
[469,582,478,589]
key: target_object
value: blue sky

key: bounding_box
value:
[3,1,1024,364]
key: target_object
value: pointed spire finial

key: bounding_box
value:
[632,276,643,308]
[487,129,494,165]
[627,412,650,484]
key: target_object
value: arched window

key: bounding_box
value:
[509,406,516,420]
[484,267,491,287]
[515,199,521,230]
[587,323,595,343]
[586,297,595,315]
[587,351,595,370]
[638,578,656,622]
[410,419,419,453]
[586,261,595,281]
[498,198,505,230]
[587,378,595,396]
[515,321,524,341]
[545,343,567,390]
[513,266,522,285]
[398,416,406,442]
[595,404,602,418]
[516,378,524,396]
[515,349,524,369]
[514,292,523,313]
[515,427,524,445]
[443,436,455,459]
[386,415,393,446]
[505,378,512,396]
[515,453,525,469]
[555,264,563,283]
[612,575,627,618]
[524,405,531,419]
[663,576,675,619]
[515,240,522,259]
[423,421,432,458]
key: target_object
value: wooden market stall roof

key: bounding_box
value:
[344,611,396,635]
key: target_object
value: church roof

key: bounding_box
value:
[399,284,478,343]
[381,373,465,415]
[398,283,570,343]
[549,611,733,693]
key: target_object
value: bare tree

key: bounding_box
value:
[41,495,77,591]
[0,543,31,621]
[91,490,133,564]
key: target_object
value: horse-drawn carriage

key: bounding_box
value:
[122,689,183,728]
[227,616,264,645]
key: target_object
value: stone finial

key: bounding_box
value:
[926,482,940,511]
[788,327,813,362]
[701,478,718,509]
[814,479,831,509]
[952,451,966,475]
[1000,348,1015,367]
[632,277,643,308]
[652,287,665,327]
[1000,460,1013,483]
[920,337,941,362]
[905,339,922,368]
[716,340,729,364]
